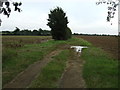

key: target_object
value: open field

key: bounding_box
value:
[75,35,119,60]
[2,36,51,47]
[2,36,118,88]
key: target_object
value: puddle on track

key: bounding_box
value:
[70,46,88,53]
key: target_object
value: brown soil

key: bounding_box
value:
[75,35,119,60]
[59,50,86,88]
[3,49,62,88]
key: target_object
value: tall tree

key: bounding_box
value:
[47,7,71,40]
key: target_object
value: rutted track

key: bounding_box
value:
[4,49,62,88]
[59,50,86,88]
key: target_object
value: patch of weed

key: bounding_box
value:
[67,38,92,46]
[29,50,69,88]
[81,47,118,88]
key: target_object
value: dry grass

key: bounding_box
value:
[2,36,52,48]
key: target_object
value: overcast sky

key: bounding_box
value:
[0,0,118,35]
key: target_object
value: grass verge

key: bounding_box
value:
[81,47,118,88]
[29,50,70,88]
[67,37,92,46]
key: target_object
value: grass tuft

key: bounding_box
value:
[81,47,118,88]
[67,37,92,46]
[29,50,70,88]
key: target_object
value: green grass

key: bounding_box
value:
[67,37,91,46]
[2,40,58,86]
[81,47,118,88]
[3,36,118,88]
[29,38,91,88]
[29,50,70,88]
[3,37,90,86]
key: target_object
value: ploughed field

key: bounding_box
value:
[75,35,119,60]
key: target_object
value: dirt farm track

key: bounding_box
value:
[75,35,119,60]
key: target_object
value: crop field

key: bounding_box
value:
[2,36,51,47]
[75,35,119,60]
[2,35,118,88]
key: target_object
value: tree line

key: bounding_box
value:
[2,27,51,36]
[73,33,118,36]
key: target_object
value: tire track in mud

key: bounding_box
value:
[59,50,86,88]
[3,49,62,88]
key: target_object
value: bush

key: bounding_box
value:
[65,27,72,40]
[47,7,70,40]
